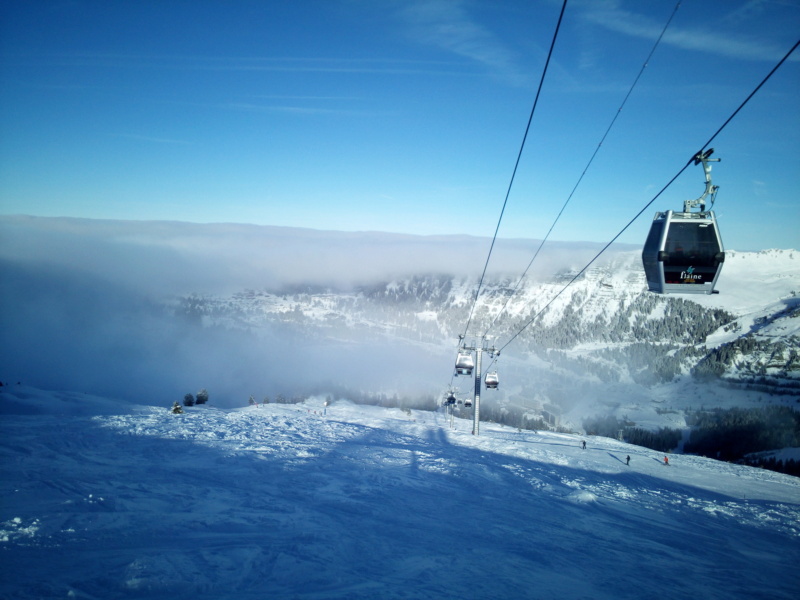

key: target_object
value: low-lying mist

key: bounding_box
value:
[0,216,626,293]
[0,216,633,407]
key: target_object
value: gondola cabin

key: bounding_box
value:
[464,397,473,408]
[445,393,456,405]
[642,210,724,294]
[642,148,725,295]
[484,371,499,389]
[455,351,474,376]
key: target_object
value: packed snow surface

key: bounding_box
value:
[1,386,799,599]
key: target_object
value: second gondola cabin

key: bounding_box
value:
[454,351,474,376]
[642,210,724,294]
[484,371,499,389]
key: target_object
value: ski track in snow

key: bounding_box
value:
[1,390,799,600]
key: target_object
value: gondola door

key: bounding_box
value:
[643,210,724,294]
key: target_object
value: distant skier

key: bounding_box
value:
[664,455,669,466]
[582,440,586,450]
[626,455,630,466]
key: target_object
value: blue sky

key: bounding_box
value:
[1,0,798,250]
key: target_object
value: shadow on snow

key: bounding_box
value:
[2,406,798,600]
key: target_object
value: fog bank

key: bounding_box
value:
[1,216,633,294]
[0,216,634,405]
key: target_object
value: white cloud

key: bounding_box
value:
[398,0,527,85]
[577,0,797,62]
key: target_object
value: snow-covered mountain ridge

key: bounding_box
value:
[176,249,800,404]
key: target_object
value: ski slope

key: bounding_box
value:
[1,386,798,599]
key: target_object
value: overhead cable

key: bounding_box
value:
[459,0,569,341]
[497,36,800,354]
[481,1,682,338]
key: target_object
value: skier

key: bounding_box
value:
[664,455,669,466]
[582,440,586,450]
[626,455,630,466]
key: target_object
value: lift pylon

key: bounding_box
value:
[456,336,499,436]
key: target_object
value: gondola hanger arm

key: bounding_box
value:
[684,149,721,213]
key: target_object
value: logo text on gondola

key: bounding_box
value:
[680,266,702,281]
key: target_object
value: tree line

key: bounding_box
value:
[684,406,800,463]
[582,407,800,477]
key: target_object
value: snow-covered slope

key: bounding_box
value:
[2,385,798,599]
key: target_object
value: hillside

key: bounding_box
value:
[172,248,800,431]
[1,385,798,599]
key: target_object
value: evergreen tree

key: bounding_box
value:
[196,389,209,405]
[183,393,195,407]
